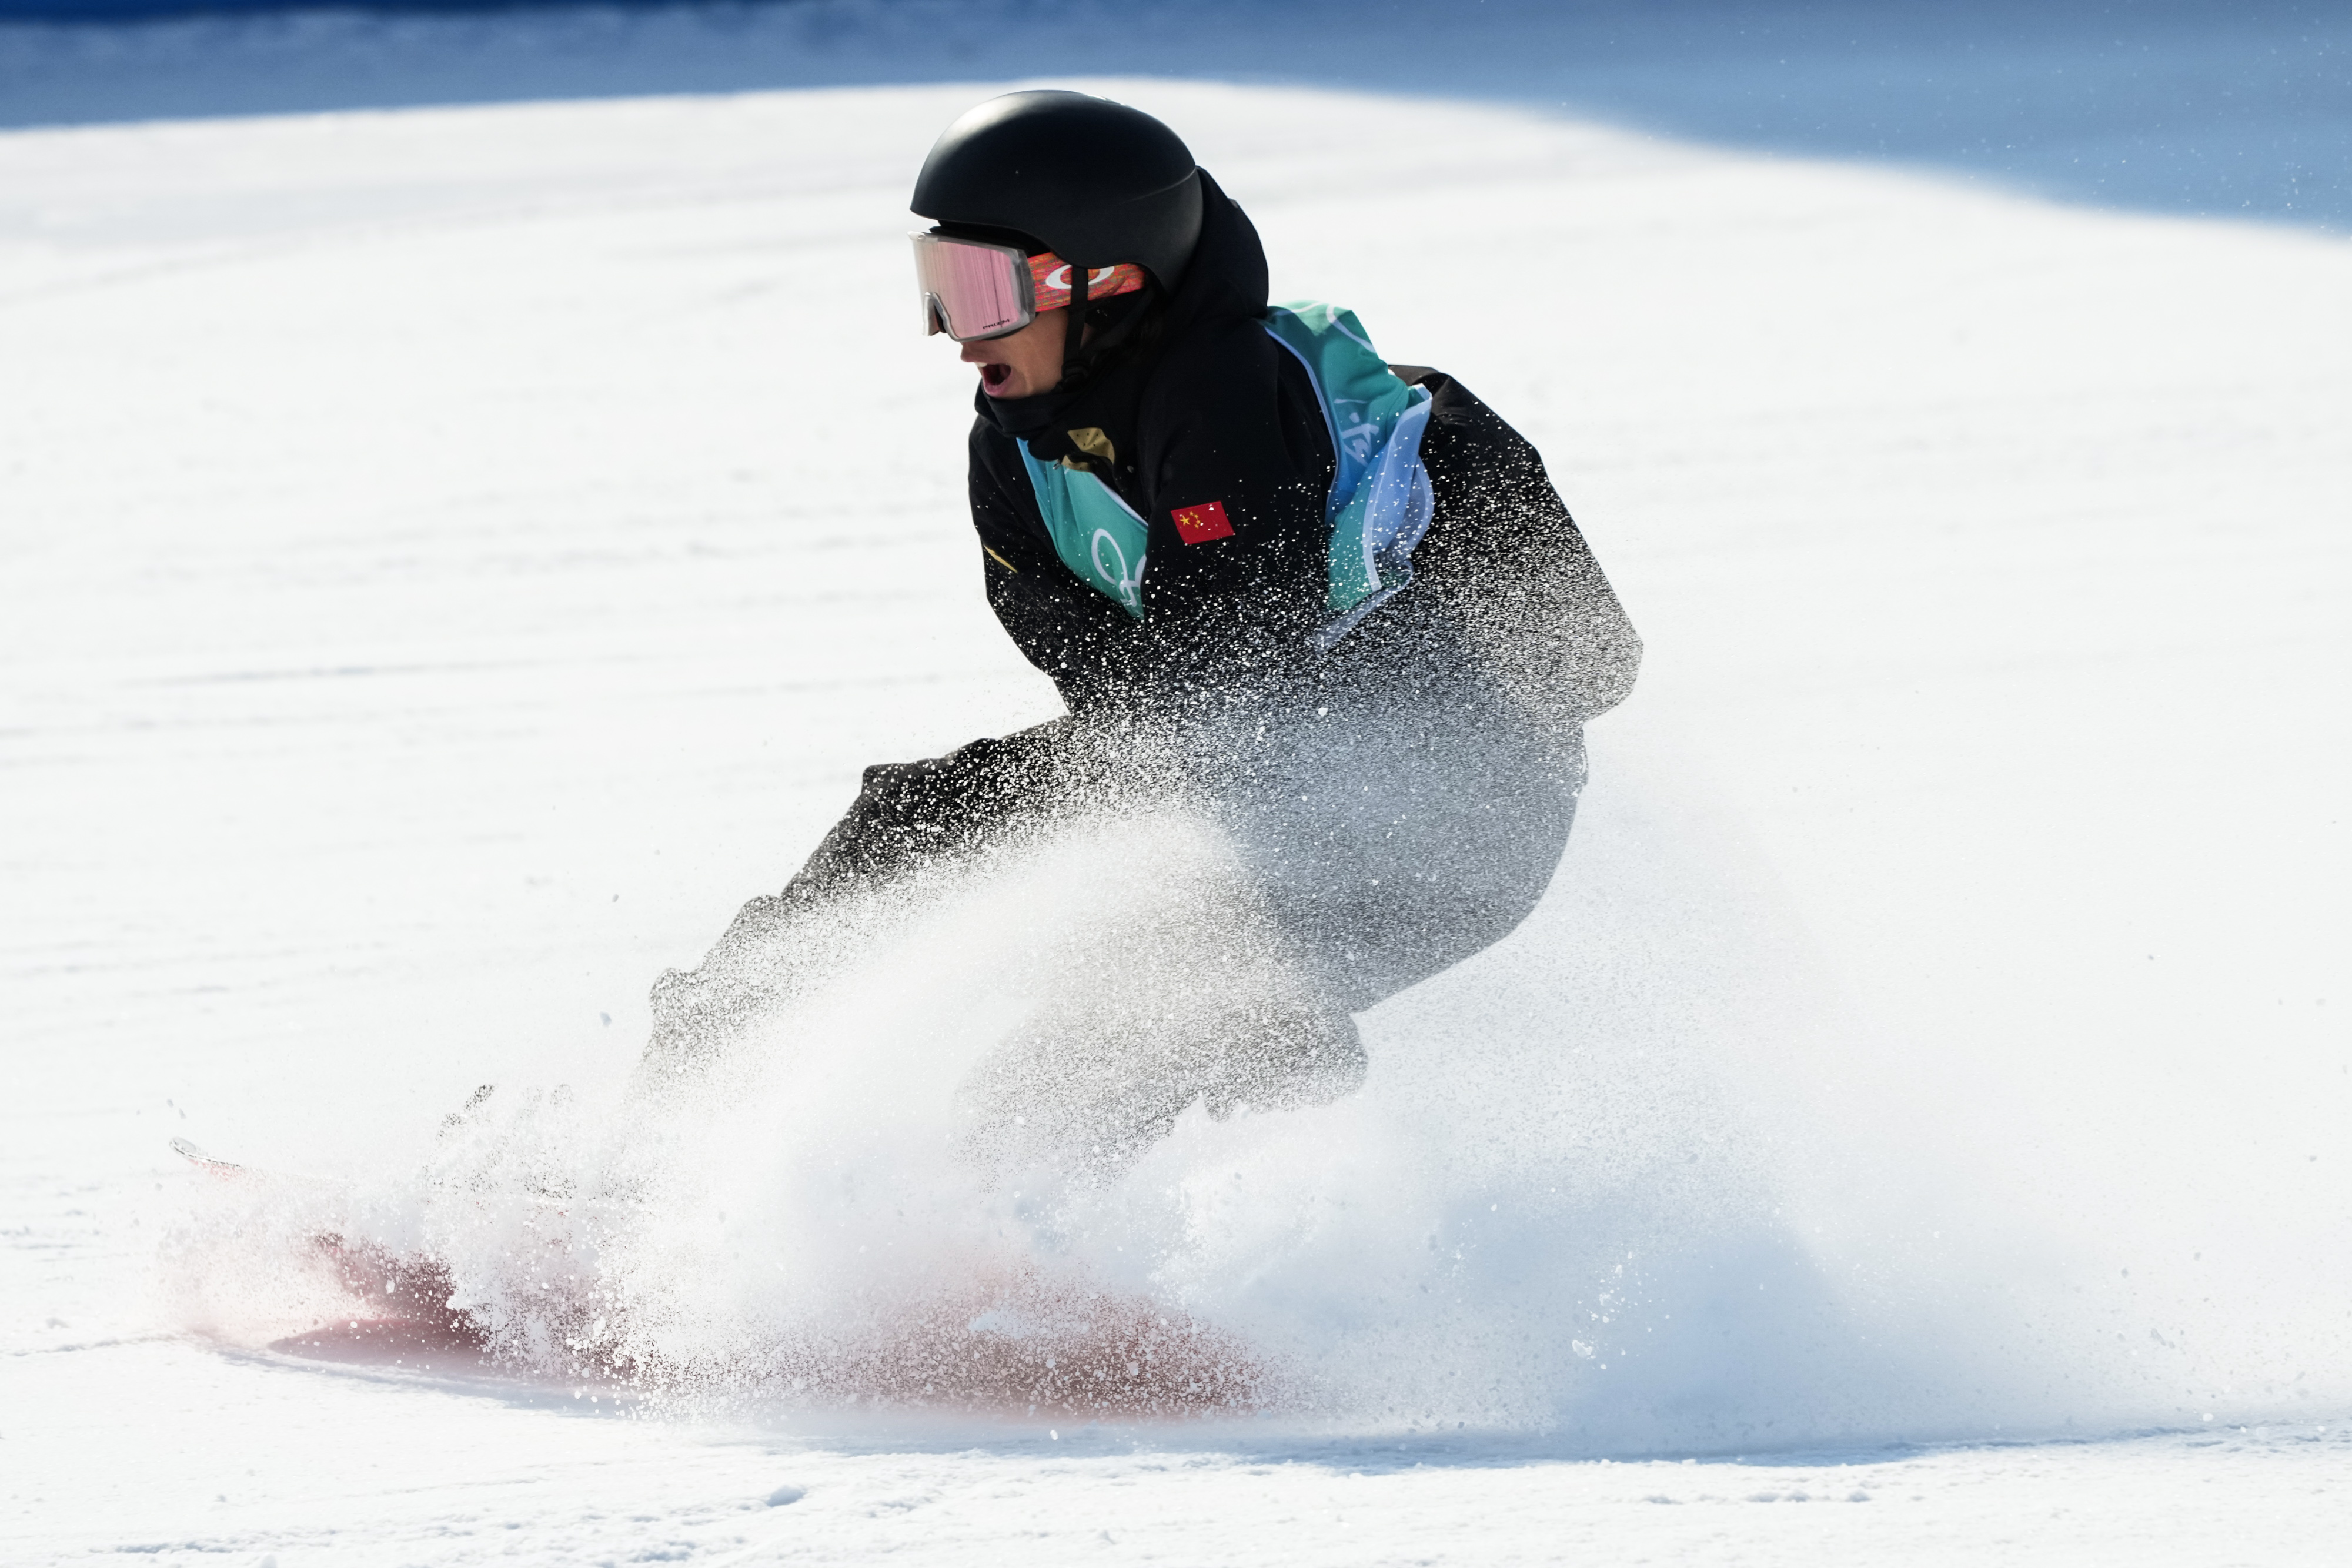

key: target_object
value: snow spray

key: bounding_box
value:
[165,731,2352,1450]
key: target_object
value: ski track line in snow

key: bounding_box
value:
[3,73,2351,1566]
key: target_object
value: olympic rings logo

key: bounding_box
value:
[1091,526,1144,613]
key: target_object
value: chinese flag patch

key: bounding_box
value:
[1171,500,1235,544]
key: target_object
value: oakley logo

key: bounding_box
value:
[1028,255,1147,311]
[1042,264,1124,293]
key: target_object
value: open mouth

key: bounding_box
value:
[978,362,1011,390]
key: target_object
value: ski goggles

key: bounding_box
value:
[911,232,1147,342]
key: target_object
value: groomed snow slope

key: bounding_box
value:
[4,0,2347,233]
[4,76,2350,1564]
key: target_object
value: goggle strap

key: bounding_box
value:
[1026,255,1147,313]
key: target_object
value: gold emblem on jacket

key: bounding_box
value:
[1059,426,1117,478]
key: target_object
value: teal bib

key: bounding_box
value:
[1261,302,1435,645]
[1015,301,1434,644]
[1015,440,1152,620]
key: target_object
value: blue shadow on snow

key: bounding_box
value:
[0,0,2345,232]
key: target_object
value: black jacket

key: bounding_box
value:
[968,171,1640,726]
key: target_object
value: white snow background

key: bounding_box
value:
[4,2,2350,1563]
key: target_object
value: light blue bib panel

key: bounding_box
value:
[1015,300,1434,644]
[1260,302,1435,647]
[1015,439,1152,618]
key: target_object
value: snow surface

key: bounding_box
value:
[4,0,2347,229]
[5,52,2352,1568]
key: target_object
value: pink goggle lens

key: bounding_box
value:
[911,233,1033,342]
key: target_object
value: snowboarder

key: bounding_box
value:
[641,91,1639,1162]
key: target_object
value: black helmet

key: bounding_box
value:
[911,91,1205,289]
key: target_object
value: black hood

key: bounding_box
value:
[1153,168,1268,334]
[976,168,1267,439]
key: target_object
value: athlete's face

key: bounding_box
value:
[958,306,1068,399]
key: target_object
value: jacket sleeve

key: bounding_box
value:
[1399,367,1642,727]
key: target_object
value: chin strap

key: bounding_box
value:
[1057,262,1091,386]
